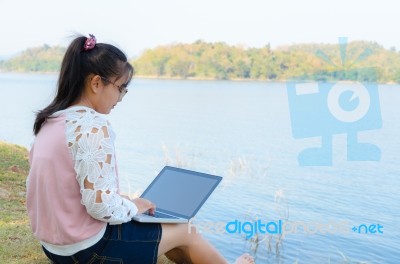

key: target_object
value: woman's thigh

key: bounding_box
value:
[158,223,198,256]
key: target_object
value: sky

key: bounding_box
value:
[0,0,399,58]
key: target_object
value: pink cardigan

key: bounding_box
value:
[27,107,137,246]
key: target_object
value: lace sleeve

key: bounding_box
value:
[66,109,138,225]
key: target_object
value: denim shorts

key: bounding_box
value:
[42,221,162,264]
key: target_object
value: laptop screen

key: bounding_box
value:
[141,166,222,219]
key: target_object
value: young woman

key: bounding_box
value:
[26,34,255,264]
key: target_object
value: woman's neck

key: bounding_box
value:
[70,96,95,109]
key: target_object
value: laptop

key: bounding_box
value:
[132,166,222,223]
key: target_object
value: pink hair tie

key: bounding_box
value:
[83,34,96,51]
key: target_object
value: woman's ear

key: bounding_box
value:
[89,75,102,94]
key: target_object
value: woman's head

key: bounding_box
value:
[33,34,134,135]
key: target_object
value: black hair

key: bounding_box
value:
[33,34,134,135]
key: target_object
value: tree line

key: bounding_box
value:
[0,44,65,72]
[1,40,400,83]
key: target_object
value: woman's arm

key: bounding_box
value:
[66,111,138,224]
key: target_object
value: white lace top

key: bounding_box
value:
[55,106,138,224]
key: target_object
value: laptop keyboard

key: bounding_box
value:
[151,211,179,219]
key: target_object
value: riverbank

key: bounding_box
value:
[0,141,48,263]
[1,71,398,85]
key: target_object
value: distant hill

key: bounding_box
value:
[0,44,65,72]
[1,41,400,83]
[131,40,400,83]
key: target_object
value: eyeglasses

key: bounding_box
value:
[100,76,128,101]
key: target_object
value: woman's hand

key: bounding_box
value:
[132,198,156,215]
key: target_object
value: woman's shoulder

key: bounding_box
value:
[65,106,107,119]
[63,106,111,131]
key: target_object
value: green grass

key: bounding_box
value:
[0,141,49,263]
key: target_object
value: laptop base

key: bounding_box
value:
[132,214,188,223]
